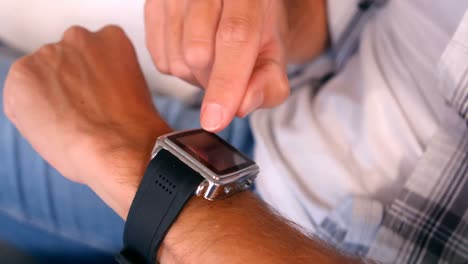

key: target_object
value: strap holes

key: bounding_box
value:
[155,177,175,192]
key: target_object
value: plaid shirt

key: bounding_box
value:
[292,1,468,263]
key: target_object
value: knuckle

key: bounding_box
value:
[183,41,212,69]
[103,25,134,50]
[218,16,254,45]
[98,25,135,54]
[37,43,59,57]
[257,59,290,107]
[9,57,32,79]
[153,58,169,74]
[277,86,290,103]
[98,25,131,45]
[36,43,65,70]
[100,25,126,37]
[63,26,91,43]
[169,60,190,78]
[267,82,290,106]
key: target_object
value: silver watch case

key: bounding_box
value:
[152,130,259,201]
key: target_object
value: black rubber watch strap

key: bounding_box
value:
[117,149,204,264]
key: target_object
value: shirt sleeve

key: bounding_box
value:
[327,0,361,44]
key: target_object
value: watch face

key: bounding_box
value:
[168,130,255,176]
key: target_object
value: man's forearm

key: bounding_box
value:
[285,0,329,64]
[92,172,361,263]
[159,192,361,264]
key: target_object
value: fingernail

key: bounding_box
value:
[201,103,224,131]
[244,90,264,116]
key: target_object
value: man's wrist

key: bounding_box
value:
[86,139,254,262]
[86,120,173,220]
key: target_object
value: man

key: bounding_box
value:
[1,0,467,263]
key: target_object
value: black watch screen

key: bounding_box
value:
[168,130,254,175]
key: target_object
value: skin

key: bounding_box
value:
[145,0,328,132]
[2,26,362,264]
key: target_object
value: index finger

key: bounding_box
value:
[200,0,265,132]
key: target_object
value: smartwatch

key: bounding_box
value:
[116,129,259,264]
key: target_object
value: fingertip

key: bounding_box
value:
[202,73,246,131]
[200,102,228,132]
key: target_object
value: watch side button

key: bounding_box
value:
[195,180,209,196]
[244,178,254,188]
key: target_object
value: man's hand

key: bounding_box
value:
[145,0,328,132]
[3,26,170,218]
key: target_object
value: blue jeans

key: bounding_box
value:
[0,48,254,263]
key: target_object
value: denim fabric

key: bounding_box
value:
[0,48,253,263]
